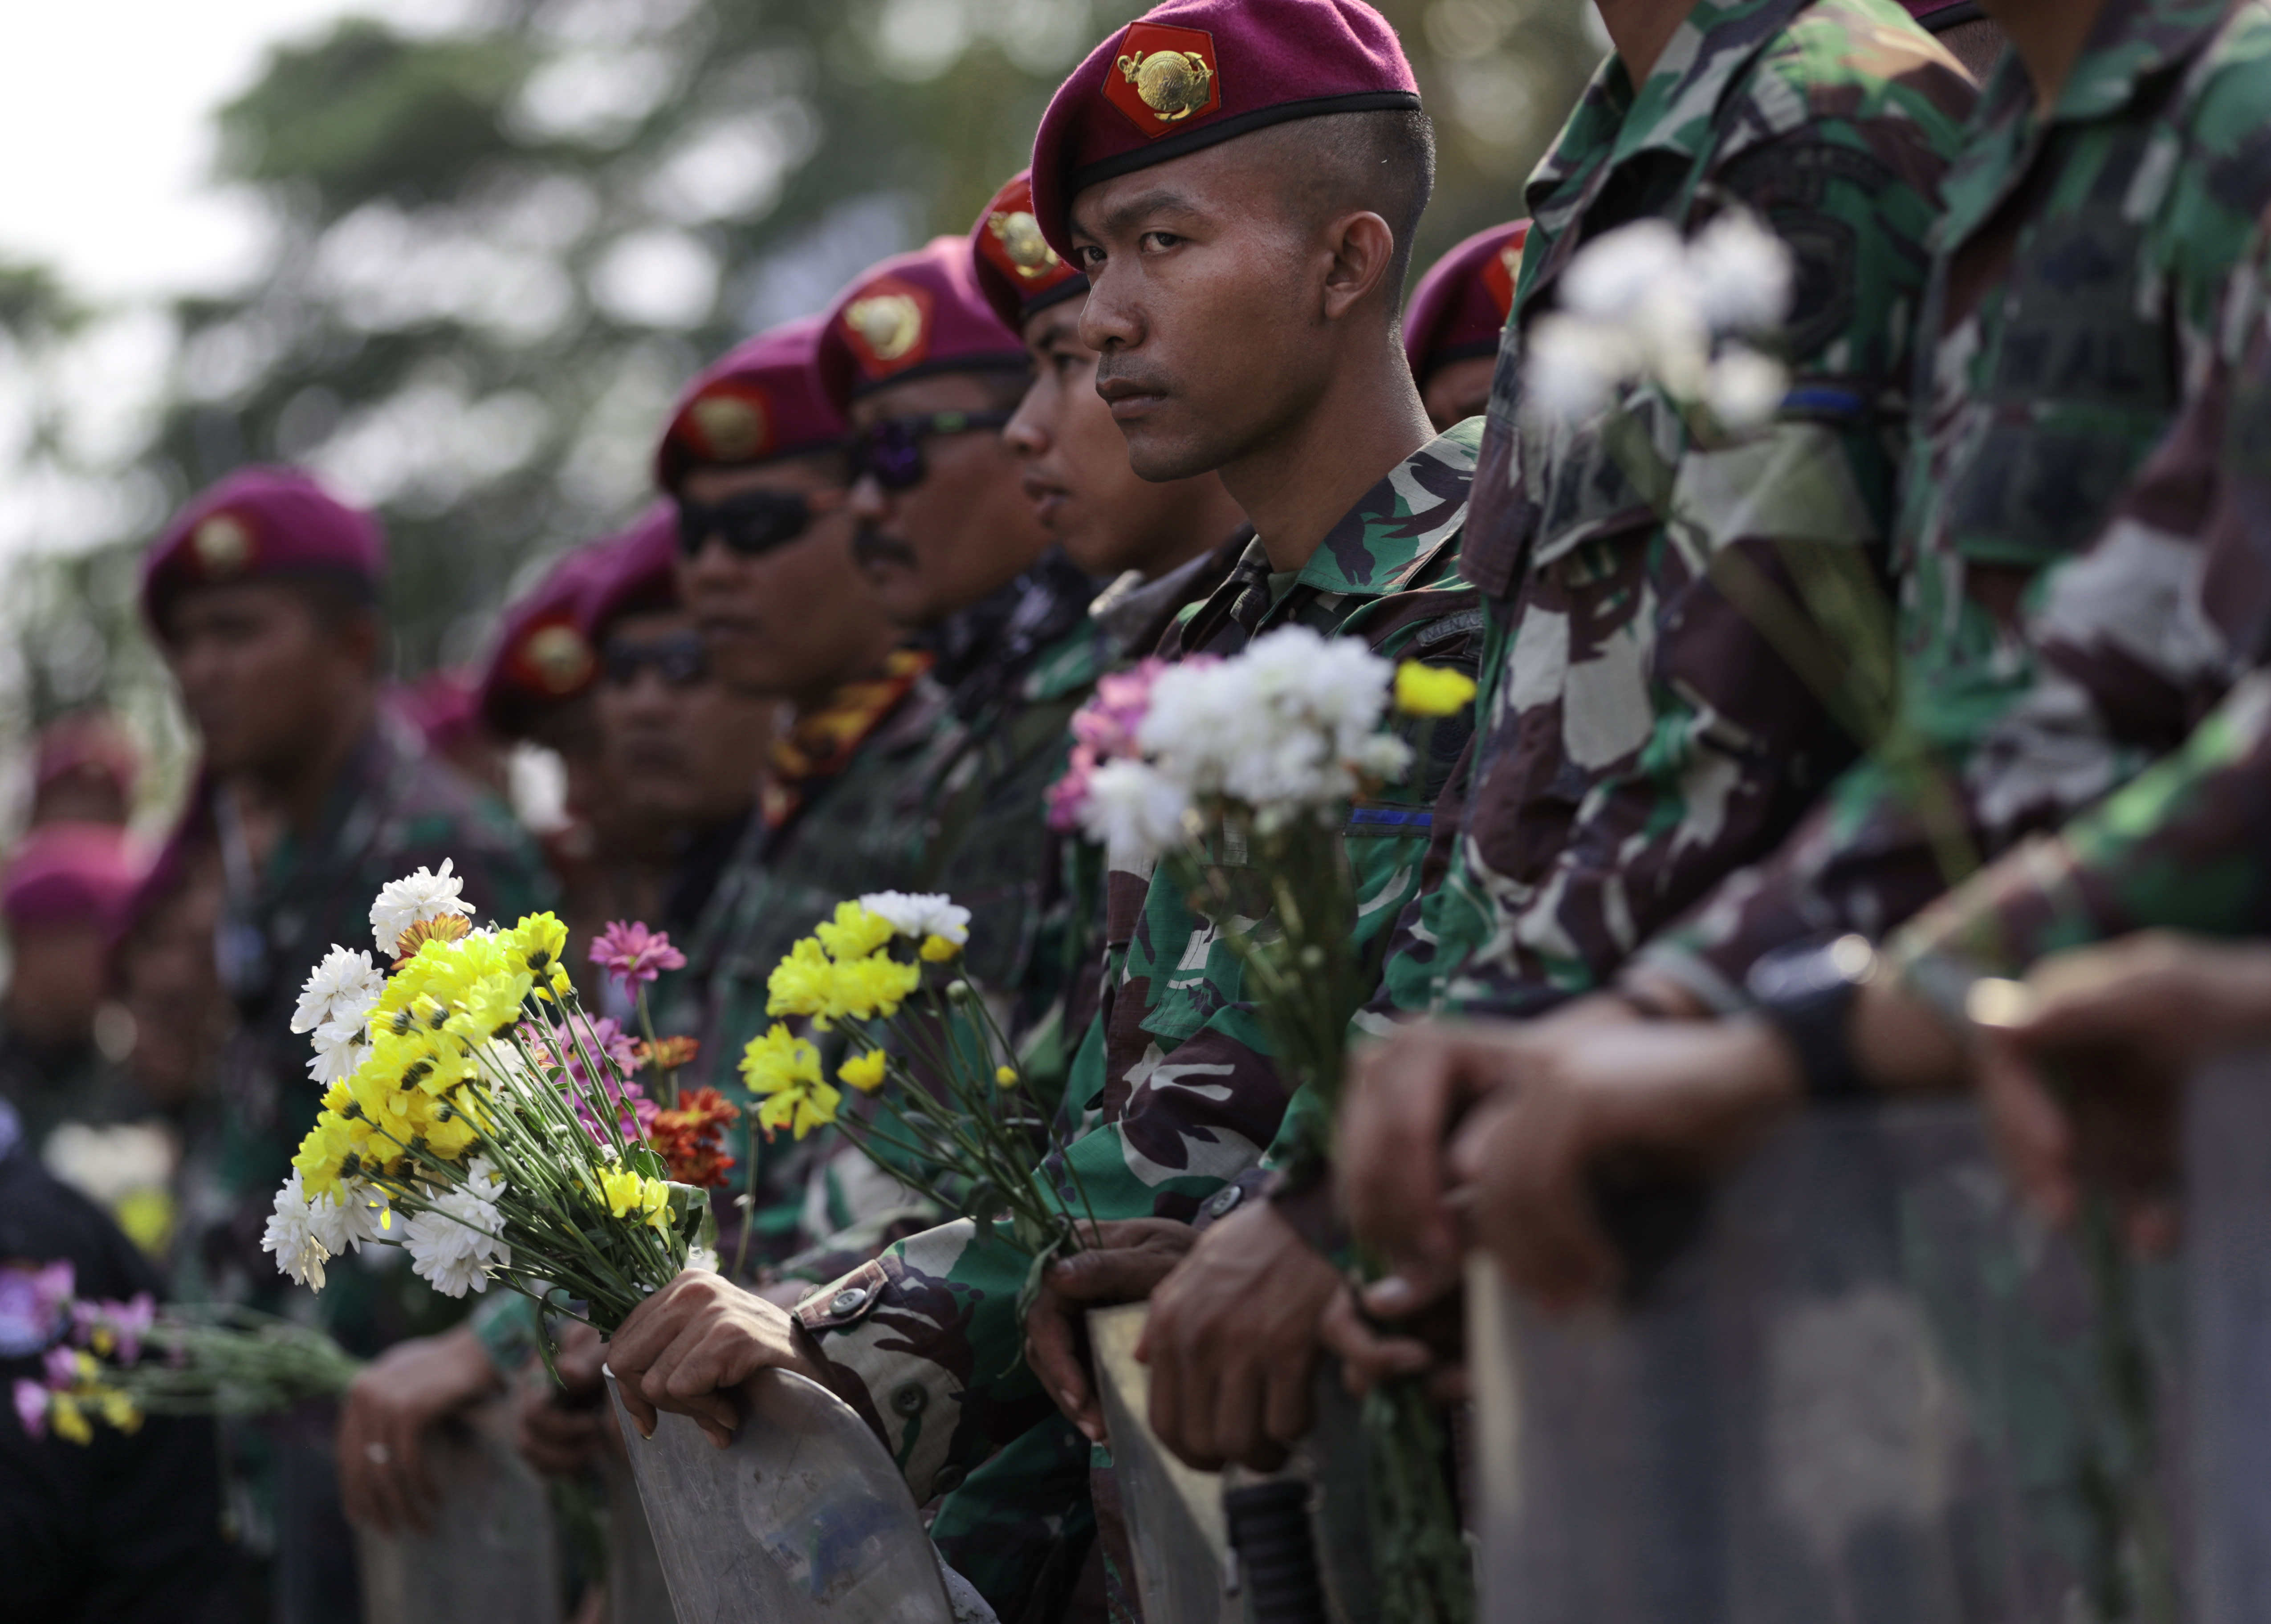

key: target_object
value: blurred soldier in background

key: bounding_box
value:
[143,466,549,1620]
[390,671,510,804]
[1401,219,1528,432]
[0,824,146,1147]
[27,712,139,829]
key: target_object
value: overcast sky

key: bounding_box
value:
[0,0,472,300]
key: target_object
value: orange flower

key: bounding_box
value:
[633,1035,702,1072]
[646,1087,741,1189]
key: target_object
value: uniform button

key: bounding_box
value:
[1206,1186,1243,1218]
[891,1383,928,1417]
[829,1287,869,1316]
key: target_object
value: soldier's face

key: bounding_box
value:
[679,457,889,705]
[1007,295,1240,579]
[1068,144,1332,482]
[163,581,376,776]
[595,608,772,829]
[845,373,1053,629]
[1422,356,1497,433]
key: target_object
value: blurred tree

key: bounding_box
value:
[9,0,1596,792]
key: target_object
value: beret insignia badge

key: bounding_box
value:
[191,514,254,579]
[1105,24,1221,137]
[521,623,594,695]
[987,210,1061,281]
[840,278,935,378]
[688,390,770,463]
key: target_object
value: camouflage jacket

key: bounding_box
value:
[1380,0,1976,1021]
[188,714,550,1356]
[1886,203,2271,976]
[1634,0,2271,1008]
[788,425,1487,1507]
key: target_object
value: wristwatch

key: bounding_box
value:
[1745,933,1879,1100]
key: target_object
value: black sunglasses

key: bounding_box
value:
[851,410,1017,492]
[675,487,846,560]
[602,629,709,688]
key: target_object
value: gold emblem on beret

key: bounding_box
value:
[1117,49,1215,122]
[845,293,926,364]
[987,210,1062,280]
[689,392,768,462]
[523,624,594,695]
[191,514,253,579]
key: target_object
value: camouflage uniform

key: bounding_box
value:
[1380,0,1976,1024]
[1885,196,2271,976]
[789,424,1486,1513]
[186,712,549,1354]
[1629,0,2271,1008]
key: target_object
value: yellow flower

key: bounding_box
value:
[815,901,895,963]
[1393,661,1478,717]
[740,1023,822,1095]
[449,970,533,1044]
[601,1165,646,1219]
[501,912,574,996]
[920,934,960,963]
[833,954,921,1022]
[765,938,838,1022]
[756,1079,842,1141]
[995,1065,1019,1089]
[96,1388,141,1434]
[839,1049,888,1092]
[50,1394,90,1445]
[425,1103,480,1161]
[293,1113,360,1200]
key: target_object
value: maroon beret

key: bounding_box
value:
[815,237,1029,413]
[476,540,618,739]
[3,824,143,930]
[654,316,847,495]
[141,467,384,632]
[1031,0,1421,259]
[1403,219,1528,384]
[971,170,1089,334]
[578,505,682,646]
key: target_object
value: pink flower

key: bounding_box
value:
[528,1015,659,1146]
[0,1260,72,1357]
[14,1379,47,1437]
[1073,660,1172,759]
[589,921,686,987]
[73,1294,156,1364]
[41,1345,77,1388]
[1046,745,1100,833]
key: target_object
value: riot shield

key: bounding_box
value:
[606,1365,962,1624]
[358,1399,564,1624]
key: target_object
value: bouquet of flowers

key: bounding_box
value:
[1049,625,1477,1624]
[6,1261,359,1443]
[264,864,731,1333]
[739,891,1098,1288]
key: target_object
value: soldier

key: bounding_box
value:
[1347,0,2271,1314]
[1402,219,1529,432]
[0,824,146,1146]
[608,4,1486,1615]
[655,317,937,1267]
[1148,0,1976,1466]
[811,238,1104,1113]
[976,168,1249,664]
[144,467,549,1608]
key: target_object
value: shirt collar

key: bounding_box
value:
[2042,0,2231,123]
[1286,418,1481,599]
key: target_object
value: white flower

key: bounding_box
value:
[262,1172,332,1290]
[1704,346,1790,434]
[402,1160,510,1299]
[1522,312,1643,425]
[1560,219,1686,325]
[306,1017,370,1086]
[1688,211,1793,334]
[317,1180,393,1254]
[370,860,472,958]
[1078,759,1192,866]
[43,1123,175,1205]
[858,892,972,947]
[292,946,384,1035]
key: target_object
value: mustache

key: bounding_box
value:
[852,524,918,570]
[1094,358,1176,398]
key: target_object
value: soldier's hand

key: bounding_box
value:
[514,1320,608,1475]
[1025,1219,1196,1443]
[337,1325,502,1534]
[1342,998,1642,1311]
[1974,933,2271,1246]
[606,1270,830,1450]
[1447,1019,1799,1311]
[1138,1202,1343,1473]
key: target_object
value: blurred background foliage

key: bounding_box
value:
[0,0,1599,822]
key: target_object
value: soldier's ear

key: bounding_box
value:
[1320,211,1398,323]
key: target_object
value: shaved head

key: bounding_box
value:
[1253,110,1437,310]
